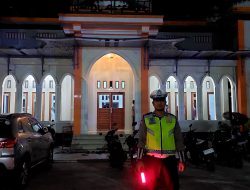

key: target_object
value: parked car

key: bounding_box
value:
[0,113,54,187]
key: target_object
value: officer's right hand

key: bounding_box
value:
[136,160,144,172]
[178,161,185,173]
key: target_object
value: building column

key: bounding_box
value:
[35,84,42,121]
[196,81,203,120]
[237,20,248,115]
[141,47,149,116]
[237,58,247,115]
[215,82,222,120]
[178,82,185,120]
[82,78,88,134]
[15,82,22,113]
[55,84,61,122]
[0,86,2,113]
[73,47,82,135]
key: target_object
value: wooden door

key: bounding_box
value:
[111,93,125,130]
[97,92,125,131]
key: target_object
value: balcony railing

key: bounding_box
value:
[70,0,152,14]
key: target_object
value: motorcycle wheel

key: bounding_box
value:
[234,156,243,168]
[206,160,215,171]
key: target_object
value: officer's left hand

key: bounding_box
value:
[178,161,185,173]
[136,160,145,173]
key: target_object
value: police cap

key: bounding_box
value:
[150,89,168,99]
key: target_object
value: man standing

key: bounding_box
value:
[137,89,185,190]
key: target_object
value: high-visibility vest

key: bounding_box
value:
[144,113,176,155]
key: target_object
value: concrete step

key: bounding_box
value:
[73,134,105,140]
[71,134,129,151]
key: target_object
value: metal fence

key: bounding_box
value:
[70,0,152,14]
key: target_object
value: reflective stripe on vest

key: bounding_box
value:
[144,114,176,156]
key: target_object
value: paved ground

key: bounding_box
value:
[1,147,250,190]
[52,147,250,190]
[28,159,250,190]
[180,162,250,190]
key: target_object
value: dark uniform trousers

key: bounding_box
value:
[142,155,179,190]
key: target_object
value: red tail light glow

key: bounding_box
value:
[0,138,16,148]
[140,172,146,184]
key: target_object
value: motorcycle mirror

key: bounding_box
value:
[189,124,193,131]
[132,121,137,126]
[43,127,49,133]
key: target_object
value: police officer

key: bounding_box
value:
[137,89,185,190]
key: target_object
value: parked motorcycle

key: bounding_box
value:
[232,126,249,161]
[212,122,244,168]
[124,129,138,165]
[46,122,56,142]
[184,124,215,171]
[105,128,127,168]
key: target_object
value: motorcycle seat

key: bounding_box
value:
[196,139,205,145]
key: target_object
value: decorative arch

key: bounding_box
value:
[86,51,139,82]
[2,74,18,86]
[201,74,216,88]
[149,73,162,85]
[149,74,161,90]
[59,73,74,85]
[20,73,38,85]
[0,73,17,86]
[40,73,58,86]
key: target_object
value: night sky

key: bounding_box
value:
[0,0,247,51]
[0,0,245,20]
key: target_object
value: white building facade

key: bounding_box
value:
[1,5,250,135]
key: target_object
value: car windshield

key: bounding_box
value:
[0,118,13,138]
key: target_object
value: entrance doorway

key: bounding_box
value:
[97,92,125,131]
